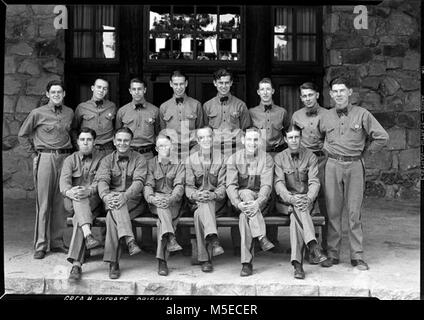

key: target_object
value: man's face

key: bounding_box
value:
[197,128,213,150]
[129,82,146,102]
[169,76,187,98]
[77,132,94,154]
[300,88,319,109]
[213,75,232,96]
[113,132,132,154]
[329,84,352,109]
[156,137,172,158]
[243,130,260,154]
[46,85,65,106]
[91,79,109,101]
[257,82,274,104]
[284,130,301,152]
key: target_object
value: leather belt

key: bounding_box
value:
[328,153,362,162]
[37,149,72,154]
[94,141,114,151]
[132,145,154,154]
[267,144,285,153]
[313,150,325,157]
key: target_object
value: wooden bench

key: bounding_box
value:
[66,215,325,263]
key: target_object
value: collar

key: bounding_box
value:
[48,101,63,113]
[335,103,353,116]
[132,99,146,109]
[91,98,105,107]
[216,93,232,103]
[115,150,132,161]
[158,156,170,165]
[245,149,259,162]
[260,101,274,112]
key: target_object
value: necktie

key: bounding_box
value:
[291,152,299,160]
[95,100,103,107]
[82,154,92,161]
[336,108,348,117]
[264,104,272,112]
[54,105,62,113]
[220,96,229,104]
[118,156,129,162]
[306,108,318,116]
[175,97,184,104]
[134,103,143,109]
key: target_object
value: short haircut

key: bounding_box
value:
[244,126,261,136]
[283,123,302,138]
[329,77,351,89]
[155,133,172,144]
[169,70,187,81]
[299,82,319,93]
[130,78,147,88]
[46,80,65,92]
[78,127,97,140]
[114,127,134,139]
[213,68,233,81]
[258,77,273,89]
[93,78,109,87]
[196,126,213,138]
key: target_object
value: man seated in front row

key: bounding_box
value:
[226,126,275,277]
[95,127,147,279]
[144,134,185,276]
[274,124,326,279]
[60,127,104,281]
[185,127,226,273]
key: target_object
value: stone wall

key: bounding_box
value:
[3,5,65,199]
[322,0,421,199]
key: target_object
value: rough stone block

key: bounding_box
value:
[16,95,40,114]
[364,150,392,170]
[379,35,399,45]
[26,74,61,95]
[5,277,45,294]
[332,5,355,12]
[329,50,342,65]
[362,36,378,47]
[7,5,29,16]
[17,59,41,76]
[35,39,63,58]
[4,75,23,95]
[399,185,420,200]
[383,45,407,57]
[371,288,420,300]
[358,65,368,78]
[319,286,370,297]
[38,18,58,39]
[397,77,420,91]
[360,91,382,111]
[406,129,420,148]
[380,171,401,185]
[2,120,10,138]
[403,52,419,71]
[330,35,363,49]
[391,152,399,170]
[408,36,420,52]
[386,57,403,69]
[2,136,20,151]
[373,112,396,129]
[3,95,17,114]
[5,56,17,74]
[8,42,34,56]
[136,280,193,295]
[383,95,404,112]
[368,62,386,76]
[370,6,391,18]
[342,48,373,64]
[387,127,406,150]
[44,278,136,295]
[380,77,400,96]
[6,16,37,40]
[386,12,416,36]
[193,282,256,296]
[365,180,386,197]
[404,91,420,111]
[399,148,419,171]
[3,187,27,199]
[256,283,319,296]
[396,112,418,129]
[32,5,56,16]
[42,59,64,74]
[362,77,381,90]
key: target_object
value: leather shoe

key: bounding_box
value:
[33,250,46,259]
[240,263,253,277]
[201,261,213,273]
[85,234,101,250]
[167,235,183,252]
[310,246,327,264]
[128,240,142,256]
[294,264,305,279]
[158,259,169,276]
[211,239,224,257]
[109,262,120,279]
[321,257,339,267]
[351,259,369,271]
[259,237,275,252]
[50,246,68,254]
[69,265,82,281]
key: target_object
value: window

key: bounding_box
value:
[147,5,242,62]
[273,7,320,63]
[70,5,119,60]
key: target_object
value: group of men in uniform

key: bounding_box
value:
[18,68,389,281]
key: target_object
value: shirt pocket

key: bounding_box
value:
[326,126,337,144]
[229,110,240,128]
[141,115,156,137]
[165,169,177,186]
[194,169,204,187]
[111,169,122,186]
[185,113,198,130]
[208,168,219,187]
[207,110,219,128]
[122,117,135,128]
[349,122,363,141]
[153,169,165,185]
[71,170,83,186]
[298,168,308,182]
[272,119,284,131]
[42,124,55,133]
[163,112,174,123]
[238,172,249,187]
[82,114,96,125]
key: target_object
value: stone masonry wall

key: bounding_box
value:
[3,5,65,199]
[322,0,421,199]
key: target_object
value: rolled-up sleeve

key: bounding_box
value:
[363,110,389,153]
[257,154,273,208]
[18,111,37,157]
[226,155,242,207]
[125,156,147,200]
[94,156,112,200]
[306,153,320,202]
[169,163,185,203]
[274,153,292,203]
[59,155,74,197]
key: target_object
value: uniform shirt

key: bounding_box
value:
[291,105,327,152]
[226,149,274,208]
[319,104,389,157]
[159,94,203,145]
[143,156,185,204]
[18,102,74,156]
[185,150,227,201]
[249,102,289,150]
[95,150,147,201]
[203,94,251,142]
[59,150,104,197]
[274,146,320,204]
[72,99,117,146]
[116,100,160,147]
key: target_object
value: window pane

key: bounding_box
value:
[95,5,116,29]
[73,5,93,29]
[95,31,116,59]
[171,34,194,60]
[219,33,240,61]
[172,6,195,32]
[73,32,93,58]
[279,85,301,115]
[275,8,293,33]
[296,35,316,61]
[219,7,241,32]
[196,34,218,60]
[150,6,171,31]
[297,8,316,33]
[149,33,171,59]
[274,35,292,61]
[196,7,217,32]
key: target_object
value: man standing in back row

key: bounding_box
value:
[319,77,389,270]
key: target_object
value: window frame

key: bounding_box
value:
[143,5,246,67]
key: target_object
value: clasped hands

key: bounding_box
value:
[192,190,217,203]
[104,192,127,210]
[237,200,259,218]
[66,186,91,202]
[149,195,173,209]
[290,194,312,212]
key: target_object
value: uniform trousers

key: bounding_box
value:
[316,153,328,251]
[325,157,365,260]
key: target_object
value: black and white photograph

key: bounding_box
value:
[1,1,421,306]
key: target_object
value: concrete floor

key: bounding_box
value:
[2,197,421,299]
